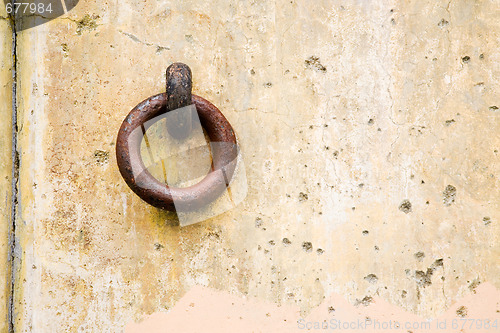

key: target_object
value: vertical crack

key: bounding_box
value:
[8,1,18,332]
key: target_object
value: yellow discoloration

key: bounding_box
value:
[11,0,500,331]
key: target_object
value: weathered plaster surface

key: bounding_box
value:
[12,0,499,331]
[125,283,500,332]
[0,5,13,332]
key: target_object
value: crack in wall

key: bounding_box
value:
[7,0,19,331]
[119,30,170,54]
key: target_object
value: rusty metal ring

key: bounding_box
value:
[116,93,238,212]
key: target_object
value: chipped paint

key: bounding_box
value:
[125,283,500,332]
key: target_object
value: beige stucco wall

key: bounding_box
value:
[0,5,13,333]
[11,0,499,331]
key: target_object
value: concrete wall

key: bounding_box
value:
[0,4,13,332]
[7,0,500,331]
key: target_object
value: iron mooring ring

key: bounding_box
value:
[116,63,238,212]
